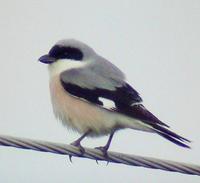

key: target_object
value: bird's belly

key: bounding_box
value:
[49,76,118,136]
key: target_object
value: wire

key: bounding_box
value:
[0,134,199,176]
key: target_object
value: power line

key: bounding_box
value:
[0,134,199,176]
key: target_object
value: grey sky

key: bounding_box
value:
[0,0,199,182]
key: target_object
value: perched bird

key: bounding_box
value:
[38,39,190,156]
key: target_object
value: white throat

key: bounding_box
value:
[48,59,87,77]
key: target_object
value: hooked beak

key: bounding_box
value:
[38,54,56,64]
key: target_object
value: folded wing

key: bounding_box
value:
[60,65,190,148]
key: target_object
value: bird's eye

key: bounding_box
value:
[49,45,83,61]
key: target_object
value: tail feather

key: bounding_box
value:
[114,103,191,148]
[153,124,191,148]
[129,104,191,148]
[157,131,190,148]
[153,124,191,142]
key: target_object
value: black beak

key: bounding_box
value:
[38,54,56,64]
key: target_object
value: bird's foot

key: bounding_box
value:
[68,140,85,163]
[68,131,91,163]
[95,146,109,158]
[71,140,85,155]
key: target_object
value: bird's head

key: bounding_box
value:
[38,39,95,64]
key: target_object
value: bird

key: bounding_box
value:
[38,39,190,156]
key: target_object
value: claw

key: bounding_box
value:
[69,155,73,163]
[95,146,110,165]
[106,161,109,166]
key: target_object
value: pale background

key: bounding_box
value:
[0,0,199,182]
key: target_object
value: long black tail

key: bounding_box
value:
[116,104,191,148]
[153,124,191,148]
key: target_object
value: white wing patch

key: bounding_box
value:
[99,97,116,109]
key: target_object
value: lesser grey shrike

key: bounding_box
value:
[38,39,190,156]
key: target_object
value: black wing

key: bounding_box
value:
[60,79,142,106]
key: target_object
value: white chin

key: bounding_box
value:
[48,59,87,77]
